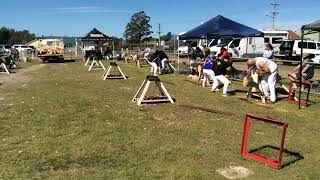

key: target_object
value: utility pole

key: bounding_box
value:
[266,0,280,30]
[157,23,161,47]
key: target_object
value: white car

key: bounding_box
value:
[0,44,12,53]
[312,55,320,64]
[12,44,33,52]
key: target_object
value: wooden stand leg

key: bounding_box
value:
[137,60,141,68]
[117,66,127,80]
[132,80,147,101]
[1,63,10,74]
[159,82,175,104]
[84,58,90,66]
[137,81,151,106]
[103,66,112,80]
[88,60,95,71]
[168,62,176,71]
[99,60,106,70]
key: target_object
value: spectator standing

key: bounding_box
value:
[263,43,274,61]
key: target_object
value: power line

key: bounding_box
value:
[266,0,280,30]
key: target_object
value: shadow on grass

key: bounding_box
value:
[104,76,129,80]
[228,89,247,96]
[248,145,304,169]
[45,59,75,63]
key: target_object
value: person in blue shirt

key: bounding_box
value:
[203,52,231,96]
[202,52,218,90]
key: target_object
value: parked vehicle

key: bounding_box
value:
[275,40,320,64]
[36,39,64,62]
[263,30,290,51]
[177,39,207,56]
[0,44,12,53]
[12,44,33,52]
[312,55,320,64]
[210,30,294,58]
[210,37,265,58]
[27,45,36,53]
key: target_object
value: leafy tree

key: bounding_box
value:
[124,11,153,44]
[0,27,35,44]
[160,32,172,41]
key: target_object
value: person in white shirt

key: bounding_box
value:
[263,43,274,61]
[247,57,279,103]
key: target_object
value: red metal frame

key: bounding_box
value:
[241,114,288,169]
[287,81,311,107]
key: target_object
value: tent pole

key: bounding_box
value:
[299,30,304,109]
[177,39,180,75]
[112,41,115,60]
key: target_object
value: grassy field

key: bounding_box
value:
[0,60,319,179]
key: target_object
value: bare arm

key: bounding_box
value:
[302,64,310,74]
[290,65,301,74]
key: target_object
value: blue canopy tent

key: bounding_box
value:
[179,15,264,40]
[177,15,264,73]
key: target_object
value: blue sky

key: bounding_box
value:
[2,0,319,37]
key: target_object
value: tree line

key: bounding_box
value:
[1,11,169,46]
[0,27,36,45]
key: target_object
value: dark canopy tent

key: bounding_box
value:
[81,28,112,42]
[179,15,264,40]
[302,20,320,31]
[298,20,320,109]
[81,28,113,58]
[177,15,264,72]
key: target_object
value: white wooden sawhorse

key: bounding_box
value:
[88,59,106,71]
[0,63,10,74]
[132,75,174,106]
[103,62,127,80]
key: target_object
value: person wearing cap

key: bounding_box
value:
[288,53,315,89]
[247,57,279,103]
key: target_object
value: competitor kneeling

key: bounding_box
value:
[247,57,279,103]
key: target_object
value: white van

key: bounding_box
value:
[177,39,208,56]
[276,40,320,62]
[210,30,292,58]
[263,30,289,50]
[210,37,265,58]
[12,44,33,52]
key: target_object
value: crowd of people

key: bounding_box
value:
[185,43,315,103]
[87,42,316,104]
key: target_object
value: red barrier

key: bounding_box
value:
[241,114,288,169]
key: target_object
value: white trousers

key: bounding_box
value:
[214,75,231,95]
[161,58,168,70]
[203,69,217,90]
[260,72,277,102]
[203,70,230,94]
[149,61,158,76]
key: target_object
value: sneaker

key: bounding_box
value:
[222,94,228,97]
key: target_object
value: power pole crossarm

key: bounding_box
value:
[266,1,280,30]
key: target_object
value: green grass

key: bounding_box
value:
[0,60,319,179]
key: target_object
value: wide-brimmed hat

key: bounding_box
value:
[302,53,314,59]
